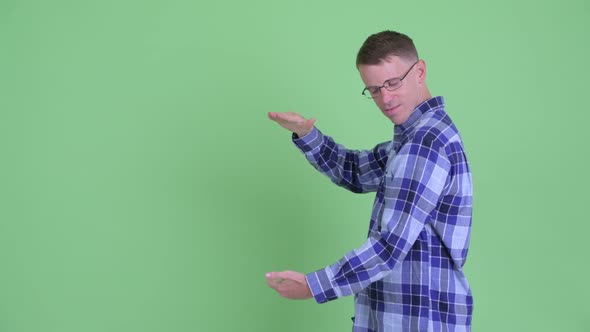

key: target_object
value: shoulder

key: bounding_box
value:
[410,109,461,150]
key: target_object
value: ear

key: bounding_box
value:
[416,60,427,84]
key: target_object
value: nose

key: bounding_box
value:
[378,87,395,104]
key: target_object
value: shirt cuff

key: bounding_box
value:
[305,267,340,304]
[292,127,323,153]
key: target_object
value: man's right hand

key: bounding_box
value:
[268,112,316,138]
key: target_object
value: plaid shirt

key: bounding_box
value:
[294,97,473,331]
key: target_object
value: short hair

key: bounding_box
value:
[356,30,419,66]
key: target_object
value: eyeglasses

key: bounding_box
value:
[361,61,419,99]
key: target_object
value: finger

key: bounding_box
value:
[265,274,279,291]
[274,112,306,123]
[268,112,283,122]
[271,270,303,283]
[271,272,298,288]
[268,271,289,280]
[282,271,306,283]
[276,270,295,280]
[265,272,285,286]
[268,113,287,124]
[266,279,277,291]
[273,113,294,123]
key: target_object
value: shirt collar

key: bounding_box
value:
[394,96,445,141]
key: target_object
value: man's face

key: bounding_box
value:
[358,56,426,125]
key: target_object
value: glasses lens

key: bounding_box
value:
[384,79,401,91]
[362,88,377,99]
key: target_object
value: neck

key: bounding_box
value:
[419,87,432,105]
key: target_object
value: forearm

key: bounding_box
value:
[293,127,389,193]
[305,229,415,303]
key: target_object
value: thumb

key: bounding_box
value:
[266,271,286,280]
[268,270,303,282]
[265,272,286,287]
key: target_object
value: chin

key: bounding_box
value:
[384,115,399,125]
[390,114,409,126]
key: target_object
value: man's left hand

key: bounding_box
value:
[266,270,313,300]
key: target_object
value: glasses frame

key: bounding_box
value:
[361,61,419,99]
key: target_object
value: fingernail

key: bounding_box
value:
[265,273,270,278]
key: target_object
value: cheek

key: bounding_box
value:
[373,99,385,110]
[398,89,414,104]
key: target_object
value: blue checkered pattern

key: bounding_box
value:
[293,97,473,331]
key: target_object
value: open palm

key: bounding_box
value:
[268,112,316,138]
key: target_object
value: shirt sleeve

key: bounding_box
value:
[305,132,451,303]
[292,127,391,194]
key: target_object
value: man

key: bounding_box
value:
[266,30,473,331]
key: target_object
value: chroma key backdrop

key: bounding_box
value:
[1,0,588,331]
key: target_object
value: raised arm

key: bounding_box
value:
[268,111,390,193]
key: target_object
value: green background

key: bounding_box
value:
[1,0,589,331]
